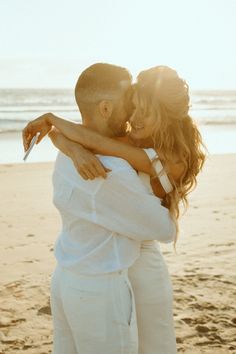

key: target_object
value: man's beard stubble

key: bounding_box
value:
[107,113,129,138]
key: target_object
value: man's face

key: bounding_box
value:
[107,86,133,137]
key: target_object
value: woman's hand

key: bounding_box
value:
[69,145,111,180]
[49,128,110,180]
[22,113,53,151]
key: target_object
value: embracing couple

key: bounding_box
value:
[23,63,206,354]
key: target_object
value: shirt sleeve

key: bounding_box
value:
[93,167,176,243]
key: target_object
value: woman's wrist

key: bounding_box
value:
[45,112,56,127]
[49,127,81,158]
[45,113,86,147]
[66,140,85,159]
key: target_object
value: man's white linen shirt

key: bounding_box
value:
[53,152,175,275]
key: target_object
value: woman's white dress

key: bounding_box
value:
[128,172,177,354]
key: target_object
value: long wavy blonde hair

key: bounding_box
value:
[135,66,207,242]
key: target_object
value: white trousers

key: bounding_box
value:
[128,242,177,354]
[50,265,138,354]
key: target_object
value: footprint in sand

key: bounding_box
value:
[1,335,25,345]
[175,288,184,293]
[221,279,234,285]
[207,333,225,343]
[11,318,26,325]
[17,243,28,247]
[0,317,12,328]
[190,302,217,311]
[226,242,234,246]
[197,275,209,281]
[37,305,51,316]
[189,295,197,301]
[231,318,236,326]
[5,280,22,289]
[26,233,35,237]
[195,324,210,333]
[228,345,236,350]
[0,317,26,328]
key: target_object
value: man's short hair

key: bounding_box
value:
[75,63,132,115]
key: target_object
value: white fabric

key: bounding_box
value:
[52,152,175,275]
[50,266,138,354]
[128,242,177,354]
[130,172,177,353]
[143,147,157,161]
[143,148,173,194]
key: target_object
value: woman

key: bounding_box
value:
[23,66,206,353]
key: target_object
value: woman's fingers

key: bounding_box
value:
[104,167,112,173]
[22,115,51,150]
[91,161,106,178]
[22,125,32,151]
[74,157,109,180]
[79,159,106,180]
[76,166,89,180]
[78,165,95,180]
[78,170,89,180]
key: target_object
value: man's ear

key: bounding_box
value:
[99,100,113,120]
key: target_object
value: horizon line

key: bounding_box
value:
[0,87,236,92]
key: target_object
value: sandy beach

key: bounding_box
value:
[0,154,236,354]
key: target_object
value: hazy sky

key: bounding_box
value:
[0,0,235,89]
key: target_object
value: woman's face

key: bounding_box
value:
[129,91,157,141]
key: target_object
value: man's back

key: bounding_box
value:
[53,152,141,274]
[53,152,175,275]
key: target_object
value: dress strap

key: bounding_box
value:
[143,148,173,194]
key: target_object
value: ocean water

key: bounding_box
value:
[1,89,236,133]
[190,90,236,125]
[0,89,236,163]
[0,89,81,133]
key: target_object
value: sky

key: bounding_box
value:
[0,0,235,89]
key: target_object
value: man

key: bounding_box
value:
[23,63,176,354]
